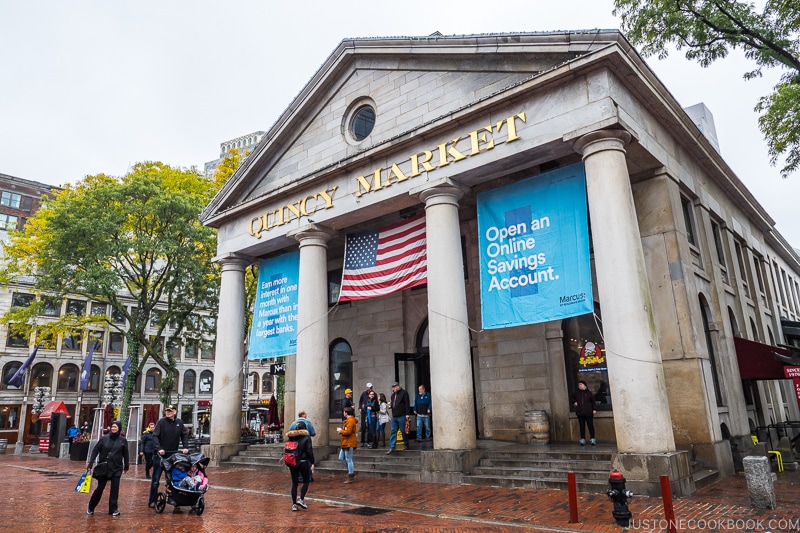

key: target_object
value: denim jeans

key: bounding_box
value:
[148,453,164,505]
[416,415,431,439]
[389,416,407,450]
[338,447,354,475]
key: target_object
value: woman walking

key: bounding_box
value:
[286,421,315,511]
[337,406,357,483]
[86,420,130,516]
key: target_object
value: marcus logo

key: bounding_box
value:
[559,293,586,305]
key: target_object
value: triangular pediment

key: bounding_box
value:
[201,31,625,225]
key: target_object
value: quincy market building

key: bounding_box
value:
[200,31,800,495]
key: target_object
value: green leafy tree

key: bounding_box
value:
[613,0,800,176]
[1,162,220,429]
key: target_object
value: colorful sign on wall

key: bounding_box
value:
[248,250,300,359]
[477,162,593,328]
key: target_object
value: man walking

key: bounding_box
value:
[147,405,189,508]
[358,382,373,447]
[386,382,411,454]
[414,385,432,441]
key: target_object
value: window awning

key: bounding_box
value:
[734,336,794,380]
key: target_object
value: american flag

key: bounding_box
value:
[338,214,427,302]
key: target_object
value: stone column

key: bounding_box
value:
[209,254,250,452]
[414,178,476,451]
[288,224,336,446]
[573,130,676,453]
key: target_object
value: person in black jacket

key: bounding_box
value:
[86,420,130,516]
[147,405,189,508]
[572,380,597,445]
[287,421,315,511]
[138,422,155,477]
[386,381,412,454]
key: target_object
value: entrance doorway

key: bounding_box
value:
[394,352,429,440]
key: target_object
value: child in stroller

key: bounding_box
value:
[154,451,210,515]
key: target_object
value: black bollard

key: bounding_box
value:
[606,469,633,527]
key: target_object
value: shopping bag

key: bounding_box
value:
[75,472,92,493]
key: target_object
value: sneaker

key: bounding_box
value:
[87,508,94,516]
[111,510,121,516]
[590,438,597,446]
[291,504,298,512]
[148,502,155,508]
[297,499,308,509]
[579,439,586,446]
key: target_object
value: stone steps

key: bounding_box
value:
[220,442,717,493]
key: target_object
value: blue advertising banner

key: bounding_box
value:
[477,162,593,329]
[248,250,300,359]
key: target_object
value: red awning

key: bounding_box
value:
[734,336,793,380]
[38,401,71,421]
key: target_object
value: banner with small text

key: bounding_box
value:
[248,251,300,359]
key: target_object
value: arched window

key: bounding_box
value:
[749,318,759,342]
[29,362,53,390]
[562,304,612,411]
[57,363,79,392]
[728,307,740,337]
[262,373,273,394]
[183,370,196,395]
[199,370,213,394]
[87,364,101,392]
[250,372,259,394]
[145,367,162,392]
[329,339,352,418]
[2,361,22,389]
[700,295,724,407]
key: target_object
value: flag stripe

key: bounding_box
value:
[339,214,427,302]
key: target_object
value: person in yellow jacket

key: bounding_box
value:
[336,406,358,483]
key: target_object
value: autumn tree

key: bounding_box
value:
[613,0,800,176]
[1,162,220,429]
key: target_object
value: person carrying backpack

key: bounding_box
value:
[285,421,314,511]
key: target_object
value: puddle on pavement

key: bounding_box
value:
[343,507,392,516]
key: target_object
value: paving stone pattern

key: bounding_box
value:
[2,454,800,532]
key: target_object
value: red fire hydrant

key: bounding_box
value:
[606,469,633,526]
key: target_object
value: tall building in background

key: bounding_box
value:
[0,173,58,243]
[203,131,266,177]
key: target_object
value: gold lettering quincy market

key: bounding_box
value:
[355,112,526,197]
[248,186,338,239]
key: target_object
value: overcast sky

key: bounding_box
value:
[1,1,796,245]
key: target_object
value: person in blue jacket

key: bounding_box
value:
[413,385,432,441]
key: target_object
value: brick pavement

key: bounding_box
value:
[2,453,800,532]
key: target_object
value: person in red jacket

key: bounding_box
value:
[572,380,597,445]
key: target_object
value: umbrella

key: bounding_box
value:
[104,404,113,428]
[266,395,280,431]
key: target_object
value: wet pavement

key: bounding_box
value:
[3,451,800,532]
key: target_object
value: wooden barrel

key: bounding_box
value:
[0,439,7,454]
[524,410,549,445]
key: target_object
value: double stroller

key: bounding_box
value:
[154,451,210,515]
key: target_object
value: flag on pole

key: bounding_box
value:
[4,346,39,388]
[120,355,132,381]
[338,214,427,302]
[79,344,95,391]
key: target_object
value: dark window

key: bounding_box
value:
[350,105,375,140]
[250,372,259,394]
[11,293,34,308]
[90,302,107,316]
[66,299,86,317]
[109,332,124,353]
[681,197,696,246]
[111,307,125,324]
[200,341,214,360]
[29,363,52,389]
[711,222,726,266]
[2,362,22,389]
[62,333,82,351]
[145,368,162,392]
[183,370,196,394]
[42,297,61,317]
[262,373,273,394]
[6,326,29,348]
[328,269,342,305]
[329,339,353,418]
[57,363,79,392]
